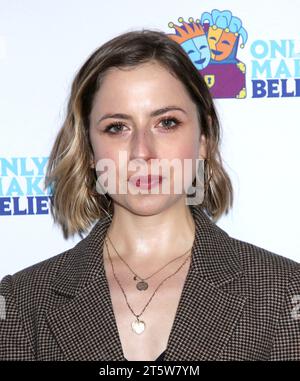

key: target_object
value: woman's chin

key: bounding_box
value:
[114,193,184,216]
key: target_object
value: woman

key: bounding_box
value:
[1,29,299,361]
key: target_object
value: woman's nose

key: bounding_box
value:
[129,128,155,162]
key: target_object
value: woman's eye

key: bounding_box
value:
[159,117,181,130]
[103,122,126,134]
[103,117,181,135]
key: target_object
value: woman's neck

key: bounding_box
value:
[105,201,195,262]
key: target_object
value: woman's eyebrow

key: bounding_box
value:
[97,106,187,124]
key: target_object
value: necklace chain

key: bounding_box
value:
[104,237,192,333]
[105,233,192,283]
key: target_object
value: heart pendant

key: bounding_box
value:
[131,319,145,334]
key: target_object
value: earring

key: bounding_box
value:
[205,159,213,189]
[186,159,205,206]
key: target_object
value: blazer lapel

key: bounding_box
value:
[164,207,247,360]
[46,215,126,361]
[46,274,125,360]
[46,206,246,361]
[163,271,247,361]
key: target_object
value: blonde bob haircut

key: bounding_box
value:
[45,29,233,239]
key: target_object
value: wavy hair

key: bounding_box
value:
[45,29,233,239]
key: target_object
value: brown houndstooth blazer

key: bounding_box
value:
[1,205,300,361]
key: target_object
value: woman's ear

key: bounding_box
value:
[198,115,211,160]
[207,115,212,128]
[90,158,95,169]
[199,133,207,160]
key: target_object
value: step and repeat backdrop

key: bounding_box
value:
[1,0,300,279]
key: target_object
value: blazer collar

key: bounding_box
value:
[48,206,246,361]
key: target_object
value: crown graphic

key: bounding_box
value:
[168,17,205,44]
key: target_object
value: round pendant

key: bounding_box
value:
[131,319,145,334]
[136,280,148,291]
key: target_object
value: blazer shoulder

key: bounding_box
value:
[0,218,106,300]
[1,235,88,296]
[230,235,300,280]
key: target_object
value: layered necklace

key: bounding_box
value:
[104,236,192,334]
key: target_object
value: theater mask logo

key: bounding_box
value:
[167,9,248,99]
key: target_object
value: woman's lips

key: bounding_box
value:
[128,175,163,190]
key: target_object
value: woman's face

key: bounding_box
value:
[89,60,207,215]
